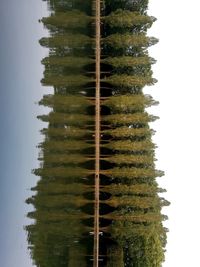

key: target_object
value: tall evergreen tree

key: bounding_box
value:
[26,0,169,266]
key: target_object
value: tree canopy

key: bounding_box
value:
[26,0,168,266]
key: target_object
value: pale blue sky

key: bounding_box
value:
[147,0,200,266]
[0,1,50,266]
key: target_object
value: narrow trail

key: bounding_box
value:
[93,0,101,266]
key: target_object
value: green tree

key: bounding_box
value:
[37,113,93,125]
[104,9,156,29]
[39,94,92,112]
[27,0,168,266]
[103,34,158,49]
[42,56,94,68]
[106,245,124,267]
[39,34,94,48]
[104,94,158,112]
[101,184,166,196]
[105,139,156,152]
[41,75,93,87]
[41,127,91,138]
[102,167,164,179]
[41,11,92,29]
[103,113,158,125]
[102,55,156,68]
[103,74,157,88]
[103,127,155,138]
[39,140,92,152]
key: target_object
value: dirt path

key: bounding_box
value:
[93,0,101,266]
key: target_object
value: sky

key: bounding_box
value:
[0,0,200,266]
[0,0,51,266]
[147,0,200,266]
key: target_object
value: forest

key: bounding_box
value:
[26,0,169,266]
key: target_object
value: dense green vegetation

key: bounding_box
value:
[26,0,169,266]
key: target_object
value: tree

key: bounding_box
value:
[39,34,94,48]
[41,11,91,29]
[104,195,169,209]
[39,94,92,112]
[41,127,91,138]
[68,245,87,267]
[37,113,93,125]
[104,9,156,29]
[41,75,93,87]
[106,220,167,244]
[27,194,91,208]
[101,184,166,196]
[103,74,157,88]
[102,56,156,68]
[106,245,124,267]
[104,94,158,112]
[38,140,92,152]
[42,56,94,68]
[105,139,156,152]
[103,113,159,125]
[27,0,169,266]
[39,153,91,165]
[32,166,92,179]
[103,127,155,138]
[103,34,158,49]
[104,0,149,14]
[31,182,92,195]
[103,212,168,223]
[102,167,164,179]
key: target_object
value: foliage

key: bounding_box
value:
[104,9,156,29]
[41,75,93,87]
[41,11,92,29]
[102,56,156,68]
[32,183,92,195]
[105,139,156,152]
[101,184,166,195]
[27,0,168,266]
[105,195,170,209]
[41,56,94,68]
[39,94,92,112]
[68,245,87,267]
[103,113,159,125]
[106,245,124,267]
[27,194,91,208]
[103,127,155,138]
[39,140,93,152]
[39,34,94,48]
[39,153,91,165]
[103,33,158,49]
[33,166,92,178]
[102,167,164,179]
[104,0,149,14]
[103,74,157,88]
[37,113,93,125]
[104,94,158,112]
[41,127,91,138]
[104,212,167,223]
[104,154,155,166]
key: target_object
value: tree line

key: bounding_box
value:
[26,0,169,266]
